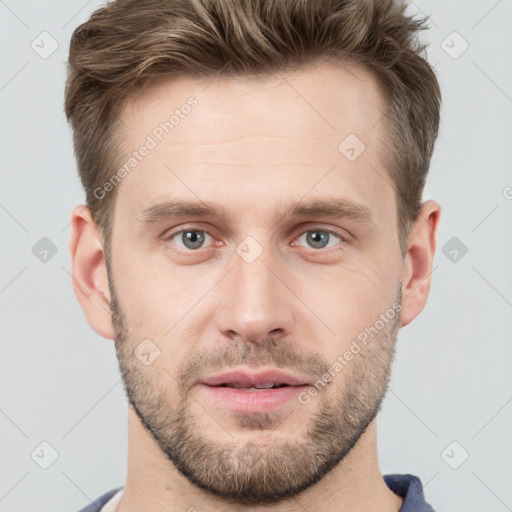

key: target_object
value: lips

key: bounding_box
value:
[198,368,311,413]
[199,368,310,390]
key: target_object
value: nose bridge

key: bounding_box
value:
[215,236,293,343]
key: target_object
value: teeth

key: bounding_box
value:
[223,382,281,389]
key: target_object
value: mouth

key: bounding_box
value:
[199,367,310,388]
[215,382,292,390]
[198,368,311,413]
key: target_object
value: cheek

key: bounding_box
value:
[302,255,401,355]
[112,254,217,352]
[111,254,175,334]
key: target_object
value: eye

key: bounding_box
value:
[167,229,214,251]
[295,229,343,250]
[164,227,344,255]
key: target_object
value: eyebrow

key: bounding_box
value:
[136,197,375,228]
[289,198,375,223]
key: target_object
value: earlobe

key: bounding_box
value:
[69,205,115,340]
[399,200,441,328]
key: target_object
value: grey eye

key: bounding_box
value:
[171,230,212,250]
[297,230,342,250]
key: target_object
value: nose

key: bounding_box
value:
[214,242,295,345]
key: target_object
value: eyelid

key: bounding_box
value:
[163,223,213,239]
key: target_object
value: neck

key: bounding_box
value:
[117,408,403,512]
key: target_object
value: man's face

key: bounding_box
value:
[107,62,405,504]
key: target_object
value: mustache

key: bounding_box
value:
[176,338,330,390]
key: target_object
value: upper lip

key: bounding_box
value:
[199,368,310,387]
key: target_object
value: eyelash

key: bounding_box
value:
[164,227,346,254]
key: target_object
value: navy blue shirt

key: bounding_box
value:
[77,473,435,511]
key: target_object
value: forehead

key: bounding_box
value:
[125,61,385,145]
[113,60,393,228]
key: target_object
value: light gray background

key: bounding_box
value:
[1,1,511,511]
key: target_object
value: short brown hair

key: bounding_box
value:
[64,0,441,258]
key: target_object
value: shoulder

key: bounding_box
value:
[76,487,124,512]
[384,473,436,512]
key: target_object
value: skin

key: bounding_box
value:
[70,61,440,512]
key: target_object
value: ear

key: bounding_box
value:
[69,205,114,339]
[400,200,441,328]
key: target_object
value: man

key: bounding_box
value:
[66,0,441,510]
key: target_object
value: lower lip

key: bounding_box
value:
[199,384,308,413]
